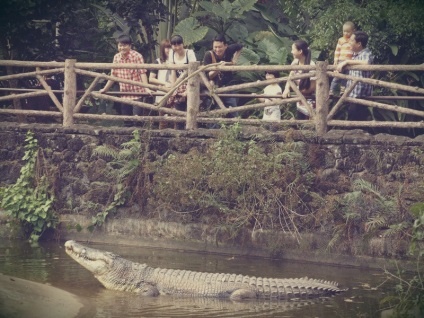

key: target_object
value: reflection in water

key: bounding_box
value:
[0,240,394,318]
[93,288,335,318]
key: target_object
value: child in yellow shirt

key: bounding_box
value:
[329,21,355,95]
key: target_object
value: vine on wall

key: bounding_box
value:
[0,131,57,242]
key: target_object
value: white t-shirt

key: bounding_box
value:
[262,84,282,121]
[168,49,197,77]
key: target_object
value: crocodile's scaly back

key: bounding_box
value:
[65,240,346,300]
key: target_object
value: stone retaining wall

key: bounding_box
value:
[1,122,423,267]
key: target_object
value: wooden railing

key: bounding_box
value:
[0,59,423,135]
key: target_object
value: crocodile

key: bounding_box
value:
[65,240,346,300]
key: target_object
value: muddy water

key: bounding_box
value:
[0,239,396,317]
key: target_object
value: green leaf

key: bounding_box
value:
[236,48,260,65]
[226,22,249,43]
[30,234,40,242]
[389,44,399,56]
[257,38,289,65]
[199,1,229,20]
[76,224,83,232]
[233,0,258,15]
[410,203,424,217]
[173,17,209,47]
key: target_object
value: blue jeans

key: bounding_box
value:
[330,63,348,93]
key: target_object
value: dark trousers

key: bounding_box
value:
[347,102,369,121]
[174,102,187,130]
[222,96,238,118]
[120,98,145,116]
[118,98,147,127]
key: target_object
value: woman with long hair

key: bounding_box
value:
[149,38,172,103]
[282,40,316,119]
[149,39,172,129]
[166,35,197,129]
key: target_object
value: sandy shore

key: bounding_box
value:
[0,273,89,318]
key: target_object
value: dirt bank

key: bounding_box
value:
[0,273,90,318]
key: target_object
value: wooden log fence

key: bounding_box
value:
[0,59,423,134]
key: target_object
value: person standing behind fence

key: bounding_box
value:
[329,21,355,96]
[149,39,172,129]
[256,71,282,121]
[99,35,151,126]
[336,31,373,121]
[282,40,316,120]
[166,35,197,129]
[203,34,243,118]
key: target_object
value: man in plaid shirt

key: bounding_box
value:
[336,31,374,121]
[100,35,151,124]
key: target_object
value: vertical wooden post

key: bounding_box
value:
[6,66,24,123]
[63,59,76,127]
[186,61,200,130]
[315,61,330,136]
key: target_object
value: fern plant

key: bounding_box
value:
[90,130,151,227]
[328,179,411,253]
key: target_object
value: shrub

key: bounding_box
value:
[151,123,315,239]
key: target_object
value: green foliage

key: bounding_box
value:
[91,130,151,226]
[328,179,411,252]
[281,0,424,64]
[379,203,424,317]
[175,0,269,63]
[151,123,314,239]
[173,17,209,46]
[0,0,168,62]
[0,131,57,242]
[0,0,111,61]
[409,202,424,258]
[380,259,424,318]
[93,0,169,62]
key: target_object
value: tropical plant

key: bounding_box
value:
[92,0,169,62]
[90,130,152,227]
[0,131,57,242]
[174,0,257,46]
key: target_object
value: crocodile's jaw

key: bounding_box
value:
[65,240,114,276]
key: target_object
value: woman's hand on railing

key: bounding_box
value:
[145,88,153,96]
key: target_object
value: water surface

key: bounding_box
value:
[0,239,395,317]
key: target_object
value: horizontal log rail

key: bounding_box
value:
[0,59,423,135]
